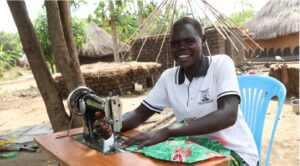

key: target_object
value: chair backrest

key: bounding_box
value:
[238,75,286,165]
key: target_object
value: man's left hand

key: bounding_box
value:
[121,128,170,150]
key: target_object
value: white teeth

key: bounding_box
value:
[179,55,190,58]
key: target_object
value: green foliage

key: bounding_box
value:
[34,12,52,65]
[148,3,192,36]
[0,65,23,81]
[70,0,88,10]
[33,10,87,72]
[229,0,255,25]
[0,33,22,76]
[72,17,87,50]
[141,1,156,20]
[0,45,22,77]
[234,0,253,10]
[0,31,22,53]
[0,45,21,63]
[88,0,157,41]
[229,9,255,25]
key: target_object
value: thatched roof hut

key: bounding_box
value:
[244,0,299,60]
[79,23,129,64]
[245,0,299,40]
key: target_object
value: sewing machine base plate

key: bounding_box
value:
[72,133,127,155]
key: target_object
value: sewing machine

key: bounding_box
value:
[67,86,124,154]
[36,87,231,165]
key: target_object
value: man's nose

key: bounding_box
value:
[179,42,188,49]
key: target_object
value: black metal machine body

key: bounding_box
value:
[67,86,123,154]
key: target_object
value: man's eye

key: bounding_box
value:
[186,40,195,45]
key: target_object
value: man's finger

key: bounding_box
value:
[93,120,106,128]
[121,136,139,148]
[95,125,110,133]
[136,141,152,150]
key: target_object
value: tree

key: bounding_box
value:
[45,0,85,127]
[34,11,86,73]
[137,0,144,27]
[230,0,255,25]
[8,0,86,131]
[229,9,255,25]
[0,45,22,78]
[88,0,157,42]
[0,31,22,53]
[87,0,156,61]
[109,0,120,62]
[0,32,23,73]
[7,0,70,132]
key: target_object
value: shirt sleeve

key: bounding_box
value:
[142,70,171,113]
[215,55,240,101]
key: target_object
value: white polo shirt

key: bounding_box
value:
[142,54,258,166]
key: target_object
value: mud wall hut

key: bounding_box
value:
[54,62,161,97]
[245,0,299,60]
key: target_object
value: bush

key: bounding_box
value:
[0,66,25,81]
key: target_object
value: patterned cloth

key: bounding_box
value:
[230,150,248,166]
[124,136,250,165]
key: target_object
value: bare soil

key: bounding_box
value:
[0,71,298,166]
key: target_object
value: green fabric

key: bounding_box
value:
[124,137,231,164]
[188,138,231,157]
[229,150,248,166]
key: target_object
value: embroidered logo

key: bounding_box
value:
[199,88,213,105]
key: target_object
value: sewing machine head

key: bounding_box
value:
[67,86,124,154]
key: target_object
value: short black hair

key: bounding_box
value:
[171,17,204,38]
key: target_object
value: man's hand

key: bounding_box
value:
[93,112,112,139]
[121,128,170,150]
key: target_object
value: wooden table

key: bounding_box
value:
[34,128,231,166]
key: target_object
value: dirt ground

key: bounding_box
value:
[0,70,299,166]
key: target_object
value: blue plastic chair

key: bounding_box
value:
[238,75,286,165]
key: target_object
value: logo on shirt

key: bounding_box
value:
[199,88,213,105]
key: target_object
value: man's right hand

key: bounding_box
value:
[94,112,112,140]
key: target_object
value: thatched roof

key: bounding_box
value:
[79,23,129,57]
[245,0,299,40]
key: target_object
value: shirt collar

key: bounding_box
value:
[175,56,210,85]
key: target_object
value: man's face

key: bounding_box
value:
[170,24,203,69]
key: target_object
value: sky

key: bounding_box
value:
[0,0,268,33]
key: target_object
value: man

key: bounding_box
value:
[95,17,258,165]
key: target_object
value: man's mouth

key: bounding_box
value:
[178,54,191,59]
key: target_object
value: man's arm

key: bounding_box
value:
[121,104,156,131]
[166,95,239,137]
[94,104,155,135]
[121,95,239,149]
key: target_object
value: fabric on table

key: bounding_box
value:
[124,137,232,164]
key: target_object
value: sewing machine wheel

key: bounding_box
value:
[67,86,94,116]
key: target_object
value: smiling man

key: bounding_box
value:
[95,17,259,166]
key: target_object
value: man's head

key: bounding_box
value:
[170,17,206,69]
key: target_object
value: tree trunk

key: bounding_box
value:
[45,0,83,127]
[45,1,83,91]
[58,1,85,84]
[137,0,144,28]
[7,0,69,132]
[109,0,120,62]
